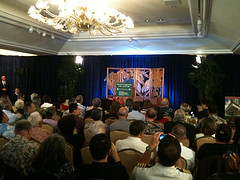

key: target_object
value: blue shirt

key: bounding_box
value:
[0,123,15,139]
[124,78,134,84]
[3,110,19,125]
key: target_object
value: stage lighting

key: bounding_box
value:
[75,56,83,65]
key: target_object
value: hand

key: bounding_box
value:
[149,132,162,150]
[109,142,120,162]
[223,152,240,170]
[2,88,6,91]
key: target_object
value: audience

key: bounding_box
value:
[208,104,227,125]
[180,102,191,116]
[85,98,102,118]
[32,96,46,119]
[62,97,77,117]
[0,109,15,139]
[22,101,36,119]
[15,93,25,113]
[172,124,195,170]
[132,133,192,180]
[43,106,58,132]
[126,98,133,113]
[10,87,20,104]
[89,121,106,137]
[76,133,129,180]
[144,108,163,134]
[105,101,121,119]
[160,98,174,119]
[69,103,84,135]
[154,106,170,123]
[127,101,145,121]
[141,99,153,114]
[76,94,86,116]
[196,99,209,120]
[1,99,19,125]
[40,95,53,110]
[0,120,38,177]
[116,120,148,153]
[27,112,51,142]
[30,93,39,101]
[110,107,130,133]
[195,117,216,139]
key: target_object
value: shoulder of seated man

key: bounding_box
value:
[136,163,153,168]
[176,166,191,174]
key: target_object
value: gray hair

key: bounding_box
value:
[173,109,186,123]
[27,111,42,128]
[89,121,106,137]
[15,120,32,132]
[32,96,41,106]
[1,100,12,110]
[161,98,169,106]
[118,107,128,117]
[30,93,39,101]
[15,99,24,110]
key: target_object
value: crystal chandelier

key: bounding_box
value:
[28,0,134,36]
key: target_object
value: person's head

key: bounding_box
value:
[92,98,101,108]
[42,95,51,103]
[14,120,32,140]
[145,108,157,121]
[15,88,20,94]
[129,120,146,137]
[32,96,41,106]
[69,103,80,116]
[157,135,181,166]
[46,106,56,119]
[0,110,9,123]
[200,117,216,136]
[57,95,66,104]
[180,103,191,114]
[28,111,42,128]
[1,100,12,111]
[161,98,169,107]
[126,72,131,80]
[126,98,133,107]
[172,124,186,141]
[143,100,153,109]
[208,104,218,115]
[30,93,39,101]
[173,109,186,123]
[89,133,111,161]
[76,95,83,104]
[132,101,141,111]
[68,97,77,106]
[58,115,76,135]
[1,76,6,81]
[91,109,103,121]
[109,101,121,114]
[154,106,164,120]
[89,121,106,137]
[24,102,36,113]
[216,124,232,143]
[17,93,24,100]
[33,134,68,172]
[117,107,128,119]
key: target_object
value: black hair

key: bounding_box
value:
[129,120,146,136]
[69,103,78,113]
[132,101,140,111]
[216,124,232,143]
[58,115,76,135]
[91,109,103,121]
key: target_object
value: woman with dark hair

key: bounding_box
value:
[197,124,238,160]
[195,117,216,139]
[29,134,74,180]
[105,101,121,119]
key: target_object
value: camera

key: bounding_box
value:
[159,134,166,141]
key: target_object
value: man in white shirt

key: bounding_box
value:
[172,124,195,170]
[116,120,148,153]
[1,100,19,125]
[127,101,145,121]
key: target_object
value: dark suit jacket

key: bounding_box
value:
[0,80,10,96]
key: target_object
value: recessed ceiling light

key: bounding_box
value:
[145,19,149,22]
[0,49,37,56]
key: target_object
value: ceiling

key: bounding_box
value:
[0,0,240,55]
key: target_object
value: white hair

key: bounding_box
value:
[15,99,24,110]
[30,93,39,101]
[27,111,42,128]
[173,109,186,123]
[89,121,106,137]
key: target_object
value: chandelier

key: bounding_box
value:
[28,0,134,36]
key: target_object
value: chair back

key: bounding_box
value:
[182,138,190,148]
[179,156,187,169]
[195,136,216,151]
[153,122,164,131]
[118,149,143,178]
[0,137,9,150]
[41,124,54,133]
[81,146,93,164]
[110,130,129,144]
[105,118,117,126]
[84,128,91,143]
[85,118,94,124]
[141,134,153,145]
[65,143,74,165]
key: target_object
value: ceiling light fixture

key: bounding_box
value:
[28,0,134,36]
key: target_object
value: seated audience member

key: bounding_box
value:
[89,121,106,137]
[141,100,153,114]
[43,106,58,132]
[154,106,169,124]
[144,108,163,135]
[54,102,63,120]
[180,102,191,116]
[164,109,196,147]
[85,98,102,118]
[172,124,195,170]
[30,93,39,101]
[32,96,46,119]
[40,95,53,110]
[10,87,20,104]
[208,104,227,125]
[1,99,19,125]
[126,98,133,113]
[85,109,108,132]
[58,115,84,166]
[29,134,74,180]
[160,98,174,119]
[116,120,148,153]
[28,112,51,142]
[57,95,68,111]
[0,109,15,139]
[195,117,216,139]
[0,120,38,177]
[62,97,77,117]
[15,93,25,113]
[197,124,237,160]
[69,103,84,135]
[76,94,86,116]
[110,107,130,133]
[105,101,121,119]
[21,102,36,120]
[196,99,209,120]
[76,134,129,180]
[127,101,145,121]
[132,133,192,180]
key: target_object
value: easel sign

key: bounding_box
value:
[116,83,132,97]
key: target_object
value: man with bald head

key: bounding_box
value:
[0,75,9,96]
[110,107,130,133]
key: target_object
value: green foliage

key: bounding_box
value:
[188,60,224,100]
[58,57,84,98]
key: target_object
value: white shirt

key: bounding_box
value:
[133,163,193,180]
[195,133,215,139]
[127,110,145,121]
[40,102,53,110]
[180,143,195,170]
[116,136,148,154]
